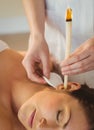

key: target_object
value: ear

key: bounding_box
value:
[68,82,81,91]
[56,82,81,91]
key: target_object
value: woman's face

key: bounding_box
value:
[18,90,89,130]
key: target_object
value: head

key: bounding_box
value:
[18,82,94,130]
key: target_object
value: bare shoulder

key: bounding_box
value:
[0,105,12,130]
[0,49,27,82]
[0,104,26,130]
[17,51,26,56]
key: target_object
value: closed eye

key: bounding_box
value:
[63,112,71,128]
[57,110,63,121]
[56,110,71,129]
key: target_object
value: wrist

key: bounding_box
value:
[28,32,45,48]
[31,31,45,41]
[30,24,45,36]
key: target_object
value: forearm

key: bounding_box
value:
[22,0,45,37]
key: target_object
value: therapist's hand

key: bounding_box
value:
[22,34,50,83]
[61,37,94,75]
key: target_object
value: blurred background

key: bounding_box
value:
[0,0,29,50]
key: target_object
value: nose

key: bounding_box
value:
[37,117,59,130]
[37,118,47,128]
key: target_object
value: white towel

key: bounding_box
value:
[0,40,9,52]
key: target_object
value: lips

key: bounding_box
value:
[28,109,36,128]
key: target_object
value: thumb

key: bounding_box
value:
[41,55,50,79]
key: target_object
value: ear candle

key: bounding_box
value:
[64,8,72,89]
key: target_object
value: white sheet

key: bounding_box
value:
[0,40,9,52]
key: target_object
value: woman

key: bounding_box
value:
[0,41,94,130]
[22,0,94,88]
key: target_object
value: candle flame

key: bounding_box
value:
[66,8,72,21]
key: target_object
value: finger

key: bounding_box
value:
[22,60,45,83]
[72,43,85,54]
[61,55,90,72]
[27,68,46,84]
[62,64,94,75]
[62,68,84,75]
[41,54,50,79]
[61,56,91,75]
[30,72,46,83]
[61,49,90,67]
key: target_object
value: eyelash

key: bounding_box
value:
[56,110,63,121]
[56,110,71,129]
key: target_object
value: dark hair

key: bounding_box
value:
[70,84,94,130]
